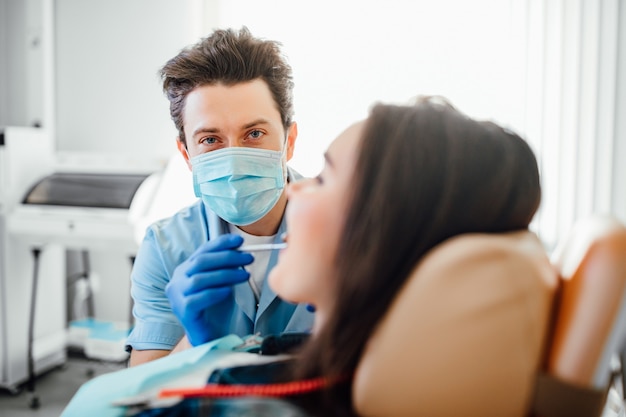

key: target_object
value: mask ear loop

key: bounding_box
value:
[280,132,290,184]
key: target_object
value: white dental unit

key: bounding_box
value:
[0,129,194,397]
[0,0,204,403]
[0,127,62,393]
[0,126,164,393]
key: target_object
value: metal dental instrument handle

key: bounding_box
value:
[239,243,287,252]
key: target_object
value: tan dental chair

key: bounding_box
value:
[532,214,626,417]
[353,230,557,417]
[353,215,626,417]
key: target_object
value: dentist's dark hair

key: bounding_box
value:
[160,26,294,145]
[293,96,541,413]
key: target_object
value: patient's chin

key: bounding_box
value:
[268,269,305,305]
[267,268,288,298]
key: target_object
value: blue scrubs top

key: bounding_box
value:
[125,168,314,351]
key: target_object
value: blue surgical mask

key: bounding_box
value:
[191,147,286,226]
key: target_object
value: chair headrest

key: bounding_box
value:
[353,230,557,417]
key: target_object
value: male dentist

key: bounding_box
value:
[126,27,314,366]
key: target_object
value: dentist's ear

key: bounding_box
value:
[176,137,192,171]
[285,122,298,162]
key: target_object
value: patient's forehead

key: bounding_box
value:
[327,121,363,173]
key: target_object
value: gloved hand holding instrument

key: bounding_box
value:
[166,234,254,346]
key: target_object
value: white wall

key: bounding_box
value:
[4,0,624,221]
[0,0,12,127]
[614,0,626,226]
[522,0,625,248]
[51,0,218,323]
[216,0,626,248]
[0,0,45,128]
[53,0,210,170]
[216,0,528,177]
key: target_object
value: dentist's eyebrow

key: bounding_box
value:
[192,126,220,138]
[242,118,271,130]
[191,118,271,138]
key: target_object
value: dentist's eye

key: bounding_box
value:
[201,136,218,145]
[248,130,264,140]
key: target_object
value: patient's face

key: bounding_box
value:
[269,121,363,319]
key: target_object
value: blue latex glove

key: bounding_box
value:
[165,234,254,346]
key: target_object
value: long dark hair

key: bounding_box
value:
[293,97,541,414]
